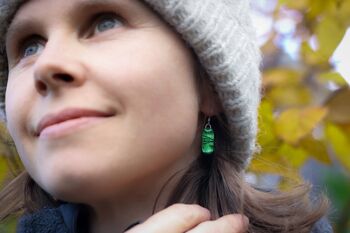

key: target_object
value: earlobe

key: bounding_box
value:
[199,79,223,116]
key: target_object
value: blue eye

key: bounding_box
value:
[95,14,123,33]
[22,41,44,58]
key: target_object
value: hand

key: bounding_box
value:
[125,204,249,233]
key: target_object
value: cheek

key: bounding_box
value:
[121,56,200,163]
[5,73,36,172]
[5,78,25,138]
[91,35,201,167]
[99,40,200,132]
[96,31,200,116]
[6,71,34,122]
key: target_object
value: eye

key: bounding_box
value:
[93,13,124,35]
[21,39,45,58]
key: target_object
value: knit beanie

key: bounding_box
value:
[0,0,262,169]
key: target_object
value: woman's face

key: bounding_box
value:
[5,0,202,202]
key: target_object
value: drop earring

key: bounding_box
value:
[201,117,215,154]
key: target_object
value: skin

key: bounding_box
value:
[5,0,246,232]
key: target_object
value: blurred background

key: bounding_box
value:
[247,0,350,232]
[1,0,350,232]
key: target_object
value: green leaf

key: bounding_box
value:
[324,171,350,217]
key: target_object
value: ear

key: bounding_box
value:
[199,78,223,116]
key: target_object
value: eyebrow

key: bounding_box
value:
[76,0,129,11]
[6,0,134,43]
[6,19,38,49]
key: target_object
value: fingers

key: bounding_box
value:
[186,214,249,233]
[126,204,249,233]
[126,204,211,233]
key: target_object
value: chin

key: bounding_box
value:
[36,163,97,203]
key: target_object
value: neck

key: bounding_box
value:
[87,164,190,233]
[87,132,201,233]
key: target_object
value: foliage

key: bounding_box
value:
[0,122,22,232]
[248,0,350,232]
[0,218,16,233]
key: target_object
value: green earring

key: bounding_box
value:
[201,117,215,154]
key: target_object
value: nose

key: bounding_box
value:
[33,39,87,96]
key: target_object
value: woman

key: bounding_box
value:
[0,0,332,232]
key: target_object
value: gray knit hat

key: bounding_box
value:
[0,0,262,169]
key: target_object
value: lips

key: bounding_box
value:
[36,108,115,136]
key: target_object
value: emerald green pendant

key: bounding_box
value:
[201,118,215,154]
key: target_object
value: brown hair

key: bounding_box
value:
[0,114,329,233]
[165,115,330,232]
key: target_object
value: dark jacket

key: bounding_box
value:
[16,203,333,233]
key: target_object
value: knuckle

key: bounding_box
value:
[221,215,248,232]
[170,204,208,215]
[169,204,210,225]
[189,216,246,233]
[169,203,189,212]
[182,210,199,223]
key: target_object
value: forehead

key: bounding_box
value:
[12,0,134,20]
[7,0,148,40]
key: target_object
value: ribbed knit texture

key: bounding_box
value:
[17,207,70,233]
[0,0,262,169]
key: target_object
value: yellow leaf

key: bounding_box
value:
[249,152,300,179]
[307,0,337,19]
[279,0,309,10]
[315,17,346,59]
[263,68,303,88]
[259,101,274,126]
[250,143,307,178]
[277,143,309,168]
[267,84,312,108]
[325,123,350,171]
[318,71,348,86]
[338,0,350,25]
[275,107,328,145]
[301,42,329,66]
[325,87,350,124]
[249,153,282,174]
[300,136,331,164]
[257,101,278,147]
